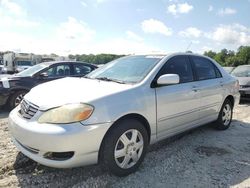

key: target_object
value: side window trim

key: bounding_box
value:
[212,63,222,78]
[188,55,198,81]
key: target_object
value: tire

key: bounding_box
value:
[101,119,149,176]
[214,99,233,130]
[8,90,27,110]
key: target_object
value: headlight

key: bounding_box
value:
[38,103,94,124]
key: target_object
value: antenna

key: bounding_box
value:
[186,41,192,52]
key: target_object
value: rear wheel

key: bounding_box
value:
[214,99,233,130]
[8,90,27,110]
[101,119,149,176]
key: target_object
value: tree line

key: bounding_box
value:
[69,46,250,66]
[204,46,250,66]
[2,45,249,66]
[68,54,124,65]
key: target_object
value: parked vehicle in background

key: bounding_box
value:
[2,52,74,74]
[0,61,97,109]
[15,60,33,72]
[0,64,3,74]
[2,53,41,74]
[223,66,235,73]
[8,53,240,176]
[231,65,250,99]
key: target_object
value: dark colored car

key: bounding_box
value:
[0,61,97,109]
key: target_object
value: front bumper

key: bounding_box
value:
[239,87,250,98]
[8,107,112,168]
[0,88,10,106]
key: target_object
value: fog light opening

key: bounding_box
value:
[43,151,74,161]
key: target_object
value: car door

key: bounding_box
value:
[155,55,201,139]
[36,64,72,85]
[190,56,224,122]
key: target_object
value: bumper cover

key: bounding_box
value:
[0,88,10,106]
[8,107,112,168]
[239,88,250,95]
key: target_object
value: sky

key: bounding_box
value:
[0,0,250,55]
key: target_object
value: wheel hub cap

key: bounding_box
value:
[114,129,144,169]
[222,104,232,126]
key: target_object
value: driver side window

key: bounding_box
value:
[42,65,70,78]
[160,56,194,83]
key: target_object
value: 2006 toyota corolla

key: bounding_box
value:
[8,53,240,176]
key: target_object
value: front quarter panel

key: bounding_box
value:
[82,85,157,140]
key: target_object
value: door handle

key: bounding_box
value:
[220,81,224,87]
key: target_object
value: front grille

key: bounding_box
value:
[240,85,250,89]
[19,99,39,119]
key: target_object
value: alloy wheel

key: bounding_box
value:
[14,93,25,107]
[222,104,232,126]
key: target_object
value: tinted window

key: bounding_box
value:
[42,64,71,77]
[160,56,194,83]
[192,56,217,80]
[74,64,92,75]
[215,66,222,78]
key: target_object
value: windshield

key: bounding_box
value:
[16,61,32,66]
[231,66,250,77]
[17,64,48,77]
[87,55,163,83]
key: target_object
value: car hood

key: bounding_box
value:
[235,77,250,86]
[24,77,133,110]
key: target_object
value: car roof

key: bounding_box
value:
[40,61,97,67]
[133,52,208,58]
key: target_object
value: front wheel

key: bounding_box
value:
[101,119,149,176]
[214,99,233,130]
[8,90,27,110]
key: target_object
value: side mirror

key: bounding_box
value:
[157,74,180,86]
[39,72,48,79]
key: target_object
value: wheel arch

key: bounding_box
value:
[98,113,151,163]
[7,88,29,109]
[224,95,235,107]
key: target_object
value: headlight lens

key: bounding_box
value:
[38,103,94,124]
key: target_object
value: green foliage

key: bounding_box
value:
[204,50,216,59]
[204,46,250,66]
[68,54,125,65]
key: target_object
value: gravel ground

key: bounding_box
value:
[0,102,250,188]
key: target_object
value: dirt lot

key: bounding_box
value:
[0,102,250,188]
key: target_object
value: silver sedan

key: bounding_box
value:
[8,53,240,176]
[231,65,250,99]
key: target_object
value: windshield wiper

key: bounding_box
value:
[83,75,94,79]
[95,77,126,84]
